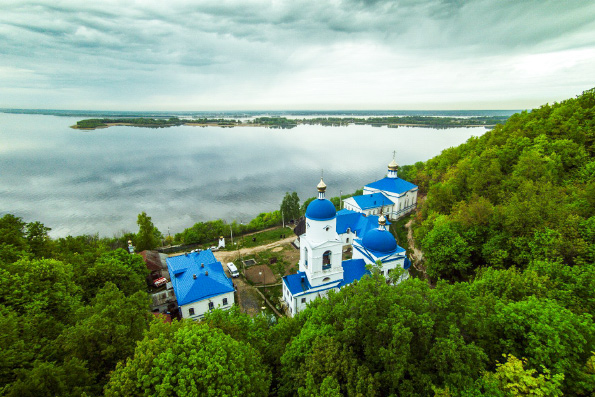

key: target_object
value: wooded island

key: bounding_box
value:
[72,115,509,130]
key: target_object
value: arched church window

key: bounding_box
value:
[322,251,331,270]
[322,277,331,283]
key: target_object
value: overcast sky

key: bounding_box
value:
[1,0,594,110]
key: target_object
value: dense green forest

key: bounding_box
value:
[2,89,595,396]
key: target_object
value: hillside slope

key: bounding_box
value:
[400,88,595,281]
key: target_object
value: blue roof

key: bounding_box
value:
[350,193,392,210]
[355,237,406,260]
[336,209,390,237]
[283,260,371,296]
[336,209,363,234]
[283,271,312,295]
[404,257,412,270]
[166,250,234,306]
[339,259,370,287]
[365,177,417,195]
[306,198,336,221]
[362,228,397,253]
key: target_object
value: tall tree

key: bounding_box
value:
[26,221,53,258]
[281,192,301,221]
[59,282,150,387]
[135,212,162,251]
[105,321,271,396]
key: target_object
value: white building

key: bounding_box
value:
[166,249,235,320]
[343,158,418,220]
[282,174,411,317]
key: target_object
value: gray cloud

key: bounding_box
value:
[1,0,594,109]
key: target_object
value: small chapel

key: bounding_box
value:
[282,158,416,317]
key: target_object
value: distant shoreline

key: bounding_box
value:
[70,116,507,130]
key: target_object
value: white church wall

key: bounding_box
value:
[306,218,338,242]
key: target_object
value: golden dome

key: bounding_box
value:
[378,214,387,226]
[317,177,327,192]
[388,158,399,171]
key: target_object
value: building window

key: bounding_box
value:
[304,247,308,268]
[322,251,331,270]
[208,301,214,310]
[223,298,228,306]
[189,307,195,316]
[323,277,331,283]
[301,298,306,303]
[346,238,349,243]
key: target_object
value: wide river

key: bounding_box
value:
[1,112,489,238]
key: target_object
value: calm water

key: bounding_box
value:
[0,112,489,237]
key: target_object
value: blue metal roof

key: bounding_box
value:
[336,209,391,236]
[354,237,406,261]
[283,271,312,295]
[404,257,412,270]
[362,228,397,253]
[339,259,370,287]
[350,193,392,210]
[283,260,371,296]
[306,198,336,221]
[365,177,418,195]
[336,209,363,234]
[166,250,234,306]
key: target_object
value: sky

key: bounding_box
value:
[1,0,595,111]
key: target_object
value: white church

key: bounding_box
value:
[282,159,416,317]
[343,157,418,220]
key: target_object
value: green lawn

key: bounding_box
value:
[226,226,293,250]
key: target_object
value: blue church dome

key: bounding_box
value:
[362,228,397,253]
[306,199,336,221]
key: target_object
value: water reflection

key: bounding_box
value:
[0,113,487,237]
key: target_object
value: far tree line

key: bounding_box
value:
[73,115,509,130]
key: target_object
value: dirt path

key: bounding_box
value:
[233,277,262,316]
[213,235,296,263]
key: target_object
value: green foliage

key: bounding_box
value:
[105,320,271,396]
[481,354,564,397]
[135,211,162,251]
[422,216,472,281]
[0,214,27,264]
[203,306,270,354]
[175,212,283,246]
[59,282,150,383]
[483,297,595,394]
[75,119,106,128]
[277,276,492,396]
[25,221,53,258]
[7,358,92,397]
[411,88,595,280]
[281,191,301,221]
[300,196,316,215]
[75,248,148,301]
